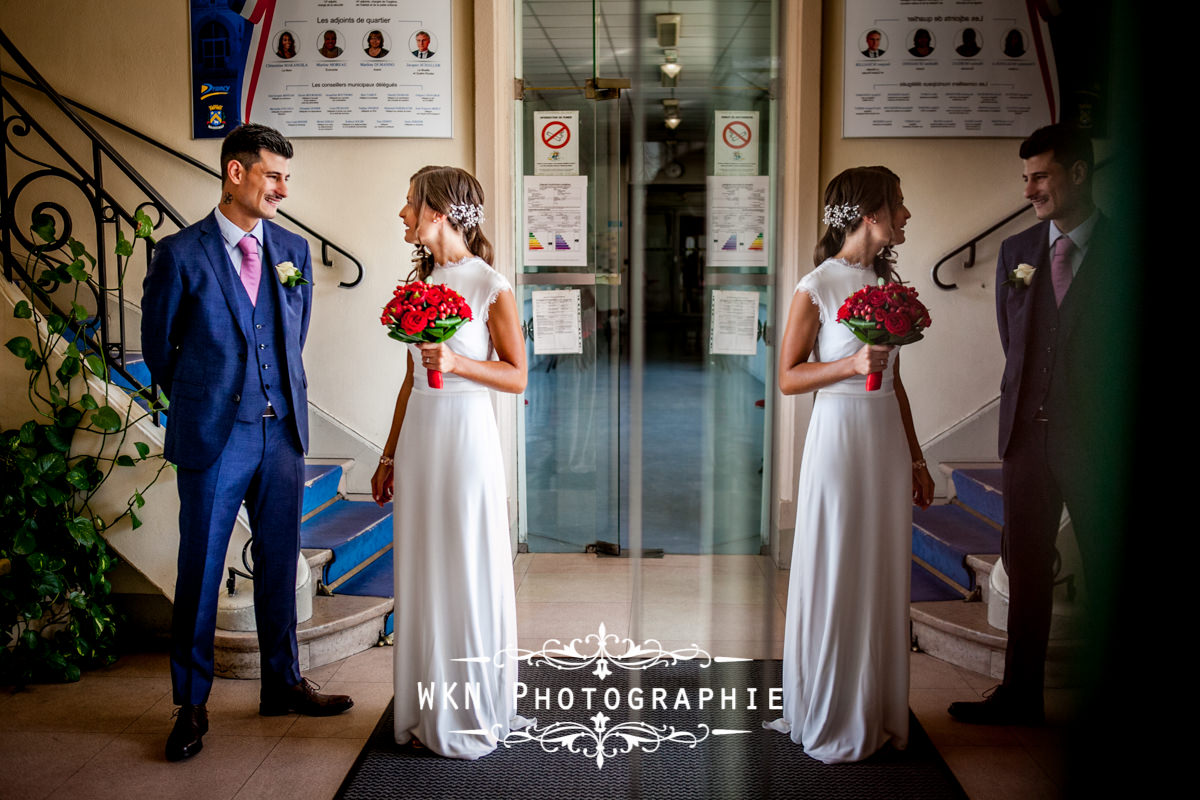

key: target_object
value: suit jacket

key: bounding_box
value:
[141,211,312,469]
[995,215,1110,460]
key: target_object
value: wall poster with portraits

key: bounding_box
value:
[189,0,452,139]
[843,0,1058,138]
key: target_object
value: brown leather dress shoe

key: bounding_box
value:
[948,684,1044,725]
[260,678,354,717]
[166,703,208,762]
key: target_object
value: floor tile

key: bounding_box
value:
[515,570,631,603]
[639,568,775,606]
[909,688,1024,748]
[331,644,394,683]
[46,733,278,800]
[233,737,365,800]
[94,650,171,679]
[0,731,114,800]
[0,676,170,733]
[516,601,631,641]
[938,745,1061,800]
[127,678,297,738]
[910,651,974,690]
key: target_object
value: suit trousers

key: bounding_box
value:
[170,415,304,705]
[1000,417,1103,696]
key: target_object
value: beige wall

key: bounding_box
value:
[1,0,480,448]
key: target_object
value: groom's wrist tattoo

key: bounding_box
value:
[222,192,233,205]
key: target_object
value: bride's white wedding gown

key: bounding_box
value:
[391,256,527,760]
[767,257,912,764]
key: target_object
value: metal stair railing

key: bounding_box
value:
[930,156,1112,290]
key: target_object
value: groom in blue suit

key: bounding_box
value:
[949,124,1112,725]
[142,124,351,763]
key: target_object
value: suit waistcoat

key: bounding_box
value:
[1015,264,1062,424]
[233,269,293,422]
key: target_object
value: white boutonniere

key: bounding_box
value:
[1004,263,1036,289]
[274,261,309,288]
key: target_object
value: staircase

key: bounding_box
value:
[908,465,1084,686]
[213,461,395,679]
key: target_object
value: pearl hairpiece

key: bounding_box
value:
[822,203,860,229]
[448,203,485,230]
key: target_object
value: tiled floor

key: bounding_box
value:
[0,554,1073,800]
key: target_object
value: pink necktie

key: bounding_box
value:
[237,235,261,306]
[1051,234,1073,307]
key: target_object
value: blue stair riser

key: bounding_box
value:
[337,547,394,599]
[912,504,1002,590]
[952,468,1004,527]
[300,499,393,586]
[303,463,343,517]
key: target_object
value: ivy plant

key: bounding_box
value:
[1,209,167,685]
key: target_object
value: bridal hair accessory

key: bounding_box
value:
[448,203,485,230]
[822,203,860,229]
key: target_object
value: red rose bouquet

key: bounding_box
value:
[836,279,932,391]
[381,280,473,389]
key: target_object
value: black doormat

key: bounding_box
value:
[335,659,967,800]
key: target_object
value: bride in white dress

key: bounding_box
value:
[371,166,528,759]
[769,166,935,763]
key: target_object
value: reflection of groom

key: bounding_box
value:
[142,124,352,763]
[949,124,1109,725]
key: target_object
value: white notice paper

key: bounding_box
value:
[707,176,769,267]
[532,289,583,355]
[710,290,759,356]
[524,176,588,267]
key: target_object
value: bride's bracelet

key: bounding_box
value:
[379,454,395,467]
[912,458,927,472]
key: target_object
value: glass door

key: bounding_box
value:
[517,0,778,556]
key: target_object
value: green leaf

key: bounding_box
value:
[28,485,48,506]
[116,455,135,467]
[47,314,67,334]
[56,356,81,382]
[24,353,43,371]
[91,406,122,431]
[68,238,86,259]
[13,527,36,554]
[85,354,107,378]
[65,468,90,490]
[48,386,65,407]
[44,425,72,453]
[13,300,32,319]
[36,452,65,477]
[66,516,96,547]
[31,213,56,243]
[21,629,38,650]
[134,441,150,458]
[64,664,81,682]
[71,302,90,322]
[57,406,82,428]
[19,420,37,444]
[5,336,32,358]
[134,208,154,239]
[66,260,89,283]
[130,511,142,530]
[115,229,134,258]
[80,393,99,410]
[133,490,145,508]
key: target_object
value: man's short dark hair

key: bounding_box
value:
[1019,124,1093,177]
[220,124,293,180]
[416,30,430,39]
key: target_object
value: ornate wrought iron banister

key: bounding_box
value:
[930,156,1113,291]
[0,67,363,289]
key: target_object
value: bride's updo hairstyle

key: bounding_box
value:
[814,165,902,281]
[408,165,495,280]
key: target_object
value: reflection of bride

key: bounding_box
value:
[370,165,530,759]
[768,166,934,764]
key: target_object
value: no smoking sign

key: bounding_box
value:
[534,111,579,175]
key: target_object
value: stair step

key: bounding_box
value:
[910,559,966,602]
[300,499,393,586]
[303,463,344,517]
[910,599,1081,687]
[912,504,1002,590]
[951,468,1004,526]
[214,593,393,679]
[337,547,395,598]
